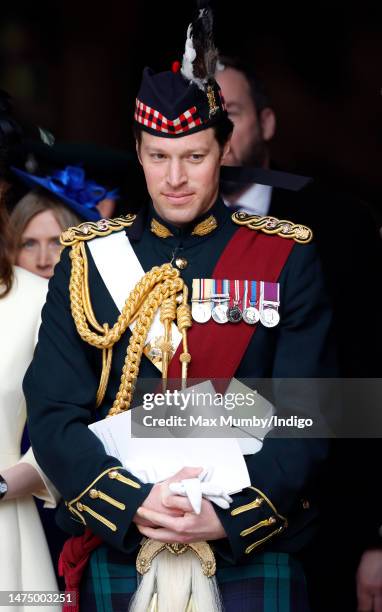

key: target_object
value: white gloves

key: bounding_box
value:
[169,468,233,514]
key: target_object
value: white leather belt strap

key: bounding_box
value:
[88,232,182,362]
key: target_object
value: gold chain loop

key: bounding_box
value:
[68,240,191,414]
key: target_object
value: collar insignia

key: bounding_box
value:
[191,215,218,236]
[151,215,218,239]
[150,218,174,238]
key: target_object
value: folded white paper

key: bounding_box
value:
[89,379,274,494]
[89,381,252,494]
[90,409,250,494]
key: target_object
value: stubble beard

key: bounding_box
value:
[221,136,269,198]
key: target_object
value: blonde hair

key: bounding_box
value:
[10,188,81,254]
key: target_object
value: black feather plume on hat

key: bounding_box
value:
[181,1,219,91]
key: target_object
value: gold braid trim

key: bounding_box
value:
[66,465,137,529]
[177,285,192,382]
[231,485,287,524]
[76,502,117,531]
[231,495,264,516]
[151,218,173,238]
[109,275,183,415]
[191,215,217,236]
[248,486,288,524]
[240,516,277,537]
[245,525,286,555]
[68,239,191,414]
[231,211,313,244]
[69,243,181,349]
[160,296,177,382]
[207,85,219,117]
[151,215,217,239]
[60,215,136,247]
[230,486,288,555]
[79,240,112,406]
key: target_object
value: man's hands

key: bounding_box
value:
[357,549,382,612]
[132,466,227,543]
[132,467,201,527]
[136,497,227,543]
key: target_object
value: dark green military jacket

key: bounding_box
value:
[24,197,336,564]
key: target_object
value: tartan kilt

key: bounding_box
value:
[79,545,310,611]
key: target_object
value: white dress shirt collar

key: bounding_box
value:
[224,183,273,217]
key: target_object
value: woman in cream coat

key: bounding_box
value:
[0,263,60,610]
[1,91,59,610]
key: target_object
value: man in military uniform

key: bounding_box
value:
[24,5,336,611]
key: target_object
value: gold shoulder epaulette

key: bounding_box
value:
[60,214,136,247]
[231,211,313,244]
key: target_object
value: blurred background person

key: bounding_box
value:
[216,56,276,214]
[217,56,382,612]
[216,56,382,376]
[0,89,58,607]
[10,165,118,279]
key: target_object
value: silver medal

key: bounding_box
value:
[192,302,212,323]
[243,306,260,325]
[211,302,229,324]
[260,307,280,328]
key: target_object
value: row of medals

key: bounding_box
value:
[191,295,280,328]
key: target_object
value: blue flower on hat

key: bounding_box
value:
[11,165,119,221]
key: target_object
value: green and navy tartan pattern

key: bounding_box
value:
[79,545,310,611]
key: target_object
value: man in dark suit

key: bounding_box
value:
[217,56,382,611]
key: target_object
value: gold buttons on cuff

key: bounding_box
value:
[107,469,141,488]
[231,496,264,516]
[240,516,277,538]
[88,488,126,510]
[175,257,188,270]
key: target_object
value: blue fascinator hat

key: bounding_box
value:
[11,165,119,222]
